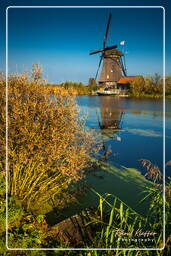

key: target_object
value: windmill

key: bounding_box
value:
[90,13,127,87]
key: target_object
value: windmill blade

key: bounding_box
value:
[90,44,117,55]
[95,55,103,80]
[89,49,104,55]
[120,59,127,76]
[103,44,118,51]
[103,13,112,49]
[120,57,127,76]
[123,55,127,76]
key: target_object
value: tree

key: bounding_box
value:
[166,75,171,95]
[130,76,145,96]
[151,73,162,86]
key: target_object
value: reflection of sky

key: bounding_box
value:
[123,113,163,130]
[76,96,171,176]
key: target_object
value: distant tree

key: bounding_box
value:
[166,75,171,95]
[151,73,162,86]
[166,75,171,86]
[144,78,154,94]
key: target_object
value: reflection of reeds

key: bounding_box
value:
[100,142,112,161]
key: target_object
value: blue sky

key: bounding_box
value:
[0,0,171,84]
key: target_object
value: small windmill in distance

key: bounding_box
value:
[89,13,127,87]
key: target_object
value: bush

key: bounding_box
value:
[166,75,171,95]
[0,73,96,210]
[129,73,165,97]
[130,76,145,96]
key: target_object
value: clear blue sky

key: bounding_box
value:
[0,0,171,84]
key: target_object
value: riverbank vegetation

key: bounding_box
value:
[129,73,171,98]
[46,73,171,98]
[44,78,100,96]
[2,67,170,97]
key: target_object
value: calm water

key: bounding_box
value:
[76,96,171,176]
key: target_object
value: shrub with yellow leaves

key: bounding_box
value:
[0,72,96,210]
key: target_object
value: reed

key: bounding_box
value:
[89,190,146,249]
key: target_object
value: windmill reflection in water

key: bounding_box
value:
[97,96,124,130]
[96,96,124,160]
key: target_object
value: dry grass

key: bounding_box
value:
[139,159,162,183]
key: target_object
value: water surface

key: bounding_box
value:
[76,96,171,176]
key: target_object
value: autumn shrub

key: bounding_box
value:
[0,72,96,210]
